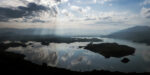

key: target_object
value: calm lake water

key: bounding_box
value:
[6,37,150,73]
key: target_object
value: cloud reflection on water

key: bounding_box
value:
[7,43,58,67]
[6,42,93,69]
[142,50,150,62]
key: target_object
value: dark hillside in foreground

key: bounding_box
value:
[106,26,150,45]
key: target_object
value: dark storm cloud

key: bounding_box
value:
[0,3,50,22]
[84,18,96,21]
[141,7,150,19]
[143,8,150,18]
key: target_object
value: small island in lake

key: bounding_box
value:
[84,43,135,58]
[121,58,130,63]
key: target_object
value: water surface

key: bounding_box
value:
[6,37,150,73]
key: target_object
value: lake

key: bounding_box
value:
[6,37,150,73]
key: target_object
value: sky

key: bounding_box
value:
[0,0,150,35]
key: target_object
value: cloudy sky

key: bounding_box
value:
[0,0,150,35]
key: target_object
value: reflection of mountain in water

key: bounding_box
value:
[106,26,150,45]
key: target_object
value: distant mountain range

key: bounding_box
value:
[1,26,150,45]
[0,28,63,41]
[0,28,102,42]
[106,26,150,45]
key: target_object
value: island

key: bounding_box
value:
[121,58,130,63]
[84,43,135,58]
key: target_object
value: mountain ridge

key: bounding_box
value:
[106,26,150,45]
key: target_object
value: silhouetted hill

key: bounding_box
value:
[106,26,150,45]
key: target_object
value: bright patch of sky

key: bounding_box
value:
[0,0,150,35]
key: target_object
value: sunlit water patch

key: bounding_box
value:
[6,37,150,73]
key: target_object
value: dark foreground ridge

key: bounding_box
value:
[84,43,135,58]
[0,42,149,75]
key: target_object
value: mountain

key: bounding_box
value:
[106,26,150,45]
